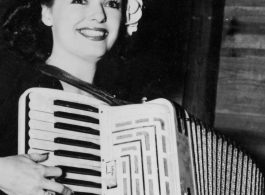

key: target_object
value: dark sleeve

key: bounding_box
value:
[0,51,24,104]
[0,50,25,157]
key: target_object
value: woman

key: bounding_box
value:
[0,0,142,194]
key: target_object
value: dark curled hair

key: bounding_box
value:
[0,0,54,62]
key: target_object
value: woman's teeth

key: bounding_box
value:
[80,29,105,37]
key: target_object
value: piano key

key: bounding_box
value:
[40,160,101,171]
[29,129,99,144]
[29,111,99,129]
[29,110,54,122]
[55,123,100,135]
[56,165,101,176]
[64,184,101,195]
[29,100,99,118]
[54,100,99,113]
[54,150,100,161]
[64,172,101,184]
[54,138,100,149]
[29,92,99,112]
[74,192,99,195]
[29,121,99,139]
[29,139,100,155]
[56,178,101,188]
[54,112,99,124]
[28,149,100,167]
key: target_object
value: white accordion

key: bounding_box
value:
[18,88,264,195]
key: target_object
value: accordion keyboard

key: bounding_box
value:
[19,89,186,195]
[22,90,102,195]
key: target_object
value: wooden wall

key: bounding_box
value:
[215,0,265,165]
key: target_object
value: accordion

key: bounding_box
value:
[18,88,265,195]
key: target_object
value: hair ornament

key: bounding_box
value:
[126,0,143,35]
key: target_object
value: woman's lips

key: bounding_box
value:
[77,28,109,41]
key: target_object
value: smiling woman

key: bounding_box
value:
[0,0,142,194]
[42,0,123,84]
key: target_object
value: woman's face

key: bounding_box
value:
[42,0,122,60]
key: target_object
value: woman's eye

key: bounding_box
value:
[72,0,88,5]
[105,0,121,9]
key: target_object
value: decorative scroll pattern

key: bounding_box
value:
[136,132,150,151]
[162,136,167,153]
[116,121,132,128]
[153,118,165,130]
[112,116,171,195]
[117,134,133,140]
[124,178,128,195]
[147,156,152,175]
[149,179,154,195]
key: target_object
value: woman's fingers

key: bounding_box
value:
[42,180,74,195]
[0,155,73,195]
[43,166,62,177]
[23,153,49,163]
[23,153,62,177]
[18,154,72,195]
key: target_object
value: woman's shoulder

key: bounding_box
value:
[0,49,40,102]
[0,49,63,102]
[0,49,26,84]
[0,49,32,86]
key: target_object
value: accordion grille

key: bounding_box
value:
[182,110,264,195]
[235,151,243,195]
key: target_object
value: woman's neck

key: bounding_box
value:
[46,50,99,95]
[47,51,98,84]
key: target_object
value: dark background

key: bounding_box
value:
[119,0,191,102]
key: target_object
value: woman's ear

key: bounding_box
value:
[41,5,53,26]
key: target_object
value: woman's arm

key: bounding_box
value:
[0,153,74,195]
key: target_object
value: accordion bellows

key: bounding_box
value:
[18,88,264,195]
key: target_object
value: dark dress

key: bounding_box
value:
[0,51,63,157]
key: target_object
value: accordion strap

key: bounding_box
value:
[37,64,131,106]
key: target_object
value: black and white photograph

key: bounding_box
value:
[0,0,264,194]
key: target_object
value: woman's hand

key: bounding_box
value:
[0,153,74,195]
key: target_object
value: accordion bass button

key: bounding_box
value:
[141,97,147,103]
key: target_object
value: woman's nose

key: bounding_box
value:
[86,2,107,23]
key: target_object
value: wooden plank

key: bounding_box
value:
[223,16,265,25]
[225,0,265,7]
[220,48,265,58]
[216,57,265,116]
[223,20,265,35]
[222,34,265,49]
[223,7,265,36]
[215,113,265,134]
[225,6,265,17]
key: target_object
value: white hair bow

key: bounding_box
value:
[126,0,143,35]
